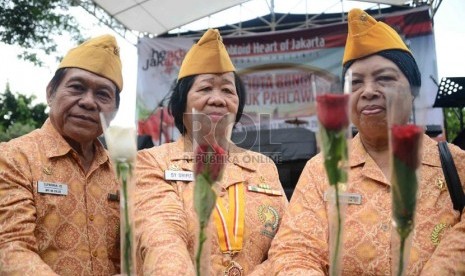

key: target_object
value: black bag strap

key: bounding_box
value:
[438,141,465,214]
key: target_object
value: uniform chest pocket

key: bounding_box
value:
[104,197,121,262]
[105,189,121,233]
[34,181,75,219]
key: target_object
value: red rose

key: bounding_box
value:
[316,94,350,131]
[391,124,423,170]
[194,143,227,183]
[194,144,209,176]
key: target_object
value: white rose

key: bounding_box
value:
[104,126,137,162]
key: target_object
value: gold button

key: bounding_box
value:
[381,223,389,232]
[92,251,98,258]
[436,178,446,191]
[89,214,95,221]
[43,166,52,175]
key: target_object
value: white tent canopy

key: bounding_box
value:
[88,0,431,38]
[91,0,250,35]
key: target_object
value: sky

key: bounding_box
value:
[0,0,464,125]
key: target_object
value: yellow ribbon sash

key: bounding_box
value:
[213,182,245,253]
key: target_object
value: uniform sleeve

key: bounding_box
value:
[134,150,195,276]
[248,259,271,276]
[267,158,328,275]
[420,213,465,275]
[248,158,289,276]
[272,160,290,208]
[0,144,59,275]
[420,144,465,275]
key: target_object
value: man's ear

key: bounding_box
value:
[46,82,53,105]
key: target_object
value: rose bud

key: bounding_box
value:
[316,94,350,131]
[391,124,423,170]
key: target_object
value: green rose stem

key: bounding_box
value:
[392,156,416,276]
[194,144,225,276]
[116,159,134,276]
[390,124,423,276]
[316,93,350,276]
[194,172,216,276]
[320,127,348,276]
[100,121,137,276]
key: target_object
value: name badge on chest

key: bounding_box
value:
[38,181,68,196]
[164,170,194,182]
[323,191,362,205]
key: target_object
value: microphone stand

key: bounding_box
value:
[157,91,172,146]
[159,104,164,145]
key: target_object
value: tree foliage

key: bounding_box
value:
[444,107,465,142]
[0,0,83,66]
[0,83,48,141]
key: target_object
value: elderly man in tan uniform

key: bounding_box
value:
[266,8,465,275]
[0,35,123,275]
[135,29,288,275]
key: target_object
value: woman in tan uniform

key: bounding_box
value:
[266,9,465,275]
[134,29,288,275]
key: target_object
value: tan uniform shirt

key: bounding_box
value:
[135,137,288,275]
[268,134,465,275]
[0,119,120,276]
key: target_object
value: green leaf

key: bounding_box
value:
[391,156,418,239]
[320,126,348,185]
[117,161,132,182]
[115,160,134,275]
[194,173,217,228]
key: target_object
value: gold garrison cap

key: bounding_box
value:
[343,8,411,65]
[178,29,235,80]
[58,34,123,91]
